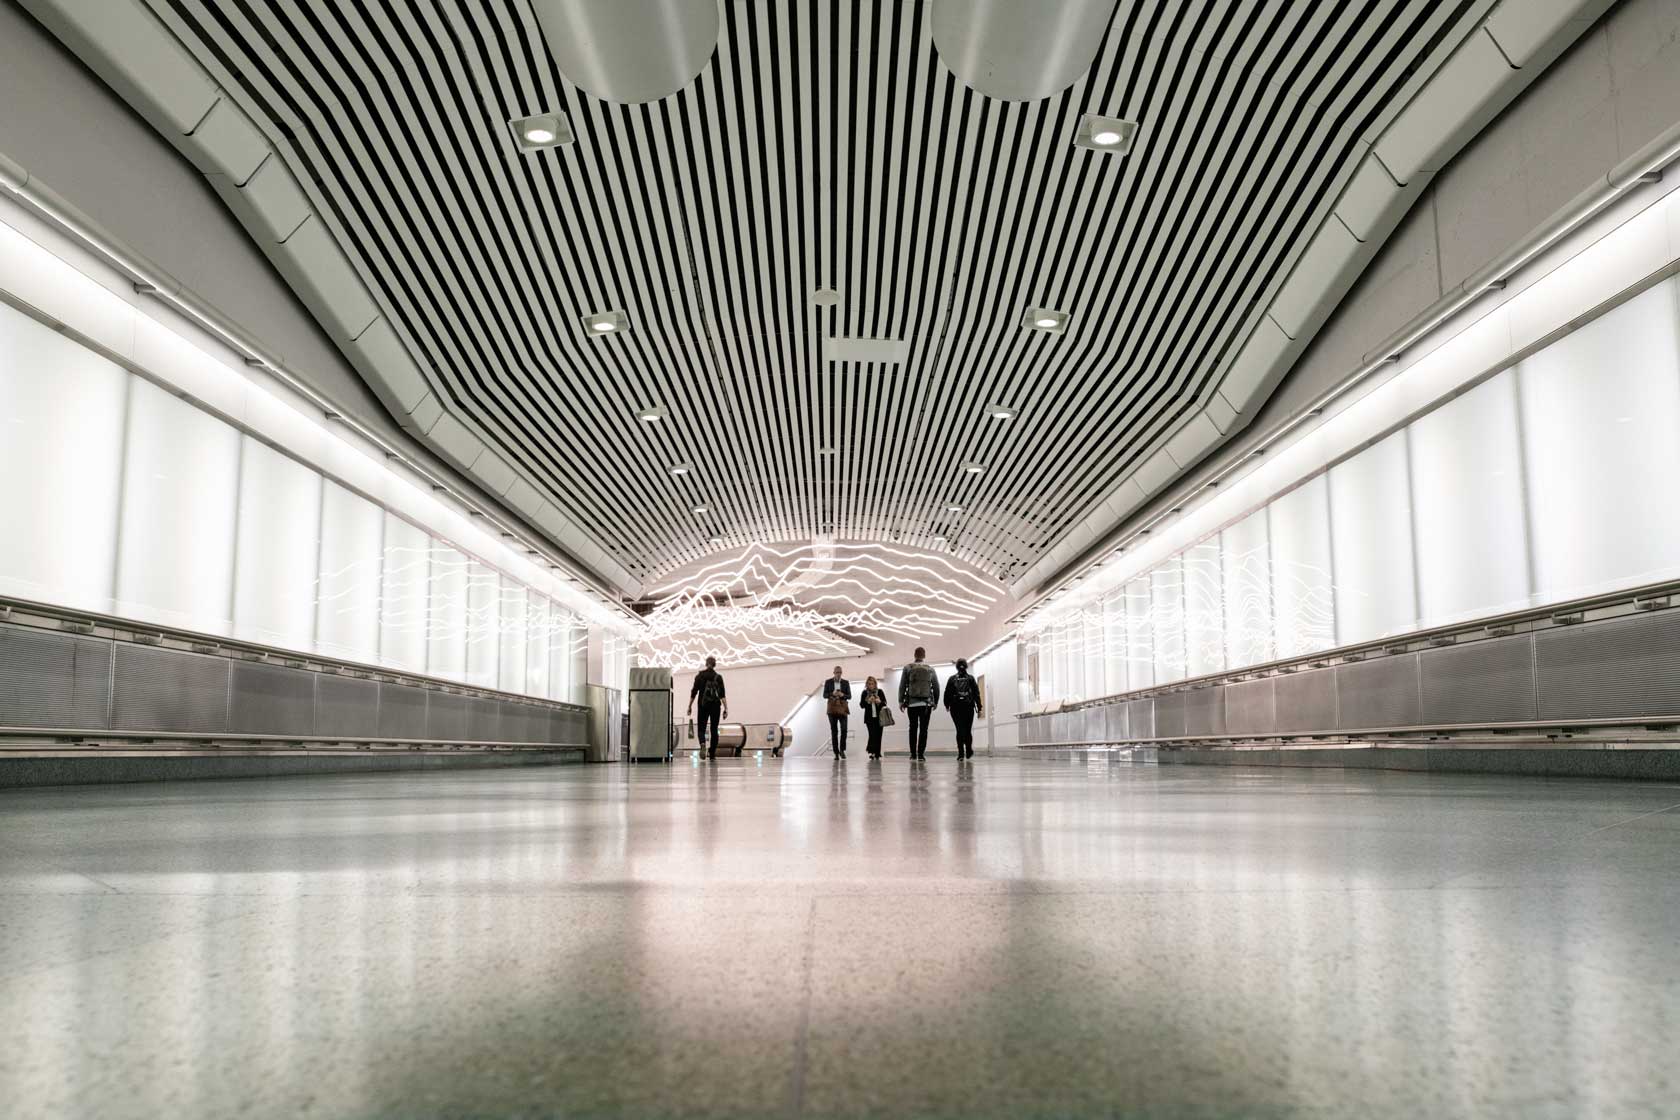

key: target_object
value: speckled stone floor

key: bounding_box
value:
[1,756,1677,1119]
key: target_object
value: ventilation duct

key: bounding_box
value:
[931,0,1118,103]
[531,0,719,105]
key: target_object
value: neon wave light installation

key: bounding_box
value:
[638,542,1000,667]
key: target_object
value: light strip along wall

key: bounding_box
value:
[1020,167,1680,705]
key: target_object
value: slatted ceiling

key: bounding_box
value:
[155,0,1478,584]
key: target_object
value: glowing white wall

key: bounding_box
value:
[0,309,125,612]
[0,209,613,699]
[1023,270,1680,705]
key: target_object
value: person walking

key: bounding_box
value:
[687,656,727,760]
[898,647,939,761]
[822,665,852,759]
[858,675,890,759]
[943,657,984,760]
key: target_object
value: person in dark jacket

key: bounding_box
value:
[943,657,984,760]
[858,675,889,759]
[898,648,940,761]
[821,665,852,758]
[687,656,727,759]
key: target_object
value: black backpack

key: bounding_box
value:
[951,674,974,705]
[700,673,723,705]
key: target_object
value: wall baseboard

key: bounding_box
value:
[1160,745,1680,782]
[0,749,587,789]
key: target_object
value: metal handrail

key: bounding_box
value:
[1,592,588,713]
[1028,577,1680,717]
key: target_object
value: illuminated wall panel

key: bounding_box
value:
[1151,556,1186,682]
[497,582,528,695]
[1328,432,1417,645]
[315,482,384,663]
[0,303,125,612]
[1183,540,1224,678]
[1410,371,1530,626]
[115,378,240,635]
[1269,475,1334,658]
[1102,591,1127,695]
[379,514,430,673]
[525,593,551,700]
[464,561,501,689]
[1519,278,1680,602]
[233,438,322,649]
[427,545,469,681]
[1124,575,1154,690]
[1221,508,1273,669]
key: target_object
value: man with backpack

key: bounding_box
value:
[943,657,984,760]
[897,647,940,761]
[687,656,727,760]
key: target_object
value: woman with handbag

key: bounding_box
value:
[821,665,852,759]
[859,675,891,759]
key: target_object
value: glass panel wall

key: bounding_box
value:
[1020,273,1680,705]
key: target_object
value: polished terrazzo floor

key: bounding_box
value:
[1,756,1677,1118]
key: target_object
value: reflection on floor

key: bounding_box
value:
[0,756,1676,1118]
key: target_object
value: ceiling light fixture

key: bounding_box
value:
[812,287,840,307]
[1075,114,1138,154]
[636,406,666,423]
[985,404,1018,422]
[583,310,628,335]
[946,504,964,514]
[670,462,691,477]
[509,112,574,152]
[1023,307,1069,335]
[692,505,709,514]
[962,462,984,475]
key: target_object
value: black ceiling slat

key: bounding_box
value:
[153,0,1480,584]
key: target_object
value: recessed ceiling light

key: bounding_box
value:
[946,504,964,514]
[583,310,627,335]
[1075,114,1138,154]
[509,112,574,152]
[817,446,836,456]
[985,404,1017,421]
[692,505,708,514]
[636,406,666,422]
[962,462,984,474]
[1023,307,1069,335]
[708,535,723,544]
[813,287,840,307]
[670,462,691,477]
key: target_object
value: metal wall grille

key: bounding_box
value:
[1024,610,1680,746]
[0,623,589,747]
[467,696,503,743]
[1535,611,1680,721]
[1223,678,1277,737]
[0,628,111,729]
[1106,701,1129,742]
[377,683,429,740]
[1127,697,1155,741]
[111,644,229,733]
[315,674,381,738]
[426,692,471,742]
[1183,686,1226,737]
[1273,669,1338,734]
[1336,654,1421,730]
[228,661,316,737]
[1419,635,1537,726]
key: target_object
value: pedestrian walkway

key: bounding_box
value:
[1,758,1675,1117]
